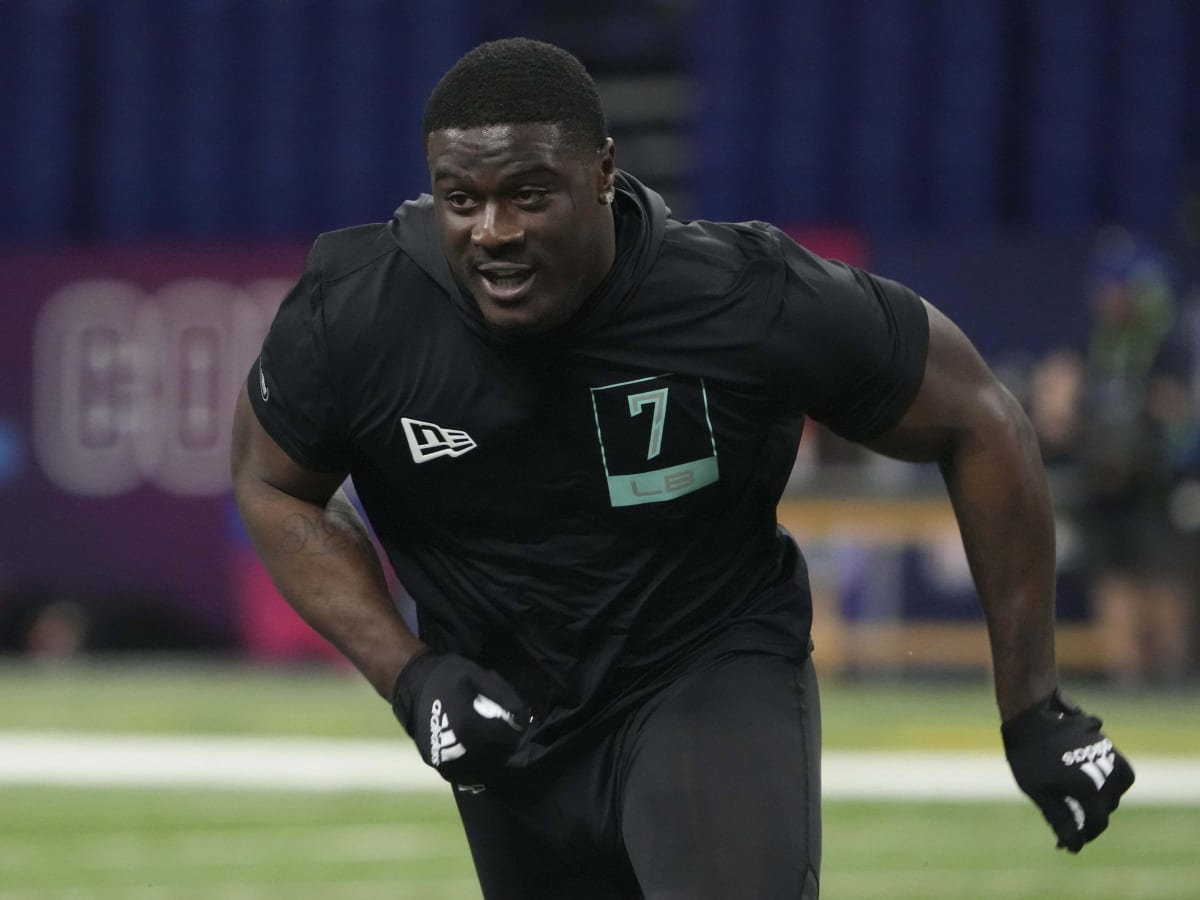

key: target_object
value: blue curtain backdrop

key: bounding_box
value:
[3,0,1198,240]
[690,0,1198,234]
[3,0,473,241]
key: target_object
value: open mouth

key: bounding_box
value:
[477,266,536,302]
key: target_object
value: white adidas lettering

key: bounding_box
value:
[402,417,477,464]
[429,699,466,767]
[1061,738,1116,790]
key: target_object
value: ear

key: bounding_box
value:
[596,137,616,196]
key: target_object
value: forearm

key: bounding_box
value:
[939,389,1058,721]
[237,483,424,697]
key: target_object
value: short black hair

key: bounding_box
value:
[422,38,608,153]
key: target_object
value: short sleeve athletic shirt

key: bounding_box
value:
[250,171,929,764]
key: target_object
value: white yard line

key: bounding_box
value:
[0,732,1196,804]
[0,733,436,792]
[821,751,1200,803]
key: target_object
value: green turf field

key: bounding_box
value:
[3,662,1198,752]
[3,789,1197,899]
[2,662,1198,899]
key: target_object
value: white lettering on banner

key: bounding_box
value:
[32,278,289,497]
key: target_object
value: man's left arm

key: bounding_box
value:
[865,299,1134,851]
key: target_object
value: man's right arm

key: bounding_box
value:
[230,386,426,698]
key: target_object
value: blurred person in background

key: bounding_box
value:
[1024,345,1089,583]
[1076,227,1198,687]
[1027,348,1085,474]
[231,38,1133,900]
[0,589,89,662]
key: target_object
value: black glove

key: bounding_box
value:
[391,650,529,785]
[1002,688,1135,852]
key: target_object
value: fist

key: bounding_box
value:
[391,651,529,786]
[1002,689,1135,852]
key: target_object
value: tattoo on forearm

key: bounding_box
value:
[277,507,373,557]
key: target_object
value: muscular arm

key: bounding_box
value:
[865,301,1058,721]
[230,387,425,698]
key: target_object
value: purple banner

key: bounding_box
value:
[0,243,313,654]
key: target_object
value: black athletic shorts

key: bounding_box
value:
[452,652,822,899]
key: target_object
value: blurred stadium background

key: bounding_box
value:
[3,1,1200,898]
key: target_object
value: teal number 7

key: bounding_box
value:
[627,387,669,459]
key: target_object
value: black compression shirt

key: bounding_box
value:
[249,171,929,764]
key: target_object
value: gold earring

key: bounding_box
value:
[600,189,615,205]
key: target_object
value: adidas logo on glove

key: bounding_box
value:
[392,650,530,786]
[428,694,519,767]
[1060,738,1117,790]
[429,699,466,766]
[1002,688,1134,853]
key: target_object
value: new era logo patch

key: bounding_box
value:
[402,417,477,463]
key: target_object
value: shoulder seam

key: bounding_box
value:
[312,226,401,286]
[661,220,782,273]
